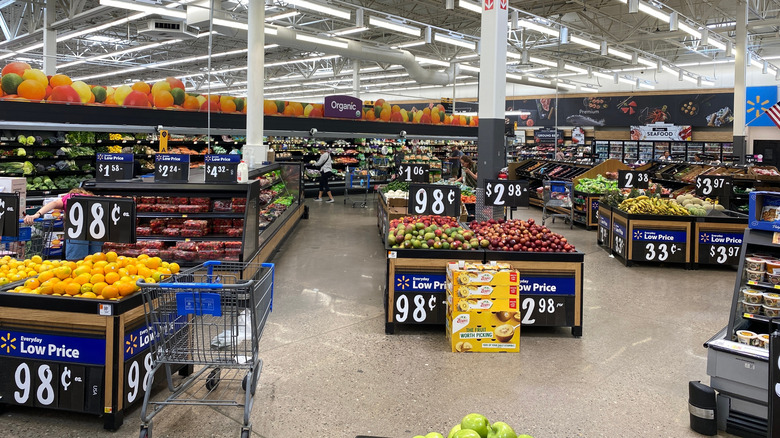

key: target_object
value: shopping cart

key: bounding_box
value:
[138,261,274,438]
[344,166,371,208]
[542,180,574,229]
[0,218,57,259]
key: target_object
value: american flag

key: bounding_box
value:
[766,101,780,129]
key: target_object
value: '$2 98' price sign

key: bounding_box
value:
[408,184,461,217]
[484,179,529,207]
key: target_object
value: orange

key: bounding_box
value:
[73,265,91,277]
[24,278,40,289]
[364,109,374,120]
[1,61,31,77]
[102,285,119,299]
[220,99,236,113]
[117,282,135,297]
[126,264,138,275]
[17,79,45,100]
[392,105,401,113]
[80,283,93,293]
[116,256,129,268]
[118,268,128,277]
[131,81,150,94]
[104,262,119,273]
[73,273,91,285]
[55,265,72,279]
[89,273,104,284]
[153,90,174,108]
[106,251,118,263]
[65,282,81,296]
[291,102,304,116]
[66,261,77,271]
[137,266,152,279]
[49,74,72,87]
[283,104,295,116]
[263,100,277,115]
[92,252,107,262]
[182,95,199,110]
[92,282,107,296]
[38,271,54,283]
[105,272,120,285]
[169,262,180,274]
[80,291,97,299]
[83,254,93,262]
[380,108,391,121]
[39,282,54,295]
[91,267,104,275]
[144,257,160,270]
[137,254,149,260]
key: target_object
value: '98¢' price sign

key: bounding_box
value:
[408,184,461,217]
[65,196,136,243]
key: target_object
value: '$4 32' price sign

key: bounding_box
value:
[65,196,136,243]
[408,184,461,218]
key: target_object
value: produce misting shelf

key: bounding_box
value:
[384,247,584,337]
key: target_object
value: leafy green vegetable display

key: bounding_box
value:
[575,175,617,194]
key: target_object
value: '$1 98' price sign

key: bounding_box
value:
[408,184,461,218]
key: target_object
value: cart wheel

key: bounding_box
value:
[205,368,221,391]
[139,427,150,438]
[240,428,251,438]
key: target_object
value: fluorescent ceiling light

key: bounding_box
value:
[286,0,351,19]
[581,86,599,92]
[700,78,715,86]
[369,16,421,36]
[391,40,426,49]
[213,18,248,30]
[456,53,479,60]
[678,22,701,39]
[564,64,588,74]
[556,82,577,90]
[529,56,557,68]
[266,11,299,21]
[99,0,186,19]
[519,19,559,37]
[637,57,657,68]
[592,71,613,80]
[617,76,635,85]
[638,3,669,22]
[527,77,551,85]
[459,65,480,73]
[458,0,482,13]
[60,40,182,68]
[506,52,522,60]
[415,56,449,67]
[296,33,348,49]
[680,74,698,84]
[570,36,600,50]
[676,59,733,67]
[435,33,476,50]
[506,73,523,80]
[638,82,655,89]
[709,40,727,51]
[86,35,123,44]
[607,48,632,60]
[330,27,368,36]
[266,54,340,67]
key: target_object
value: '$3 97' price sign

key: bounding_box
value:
[408,184,461,217]
[696,175,732,198]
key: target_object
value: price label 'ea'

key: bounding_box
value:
[408,184,460,217]
[398,163,429,183]
[618,170,651,189]
[696,175,732,198]
[204,155,240,183]
[484,179,529,207]
[155,154,189,183]
[0,192,20,238]
[96,154,133,181]
[64,196,136,243]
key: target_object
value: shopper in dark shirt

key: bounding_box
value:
[449,145,464,179]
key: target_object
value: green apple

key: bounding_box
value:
[425,433,445,438]
[516,435,534,438]
[414,436,426,438]
[487,422,516,438]
[453,430,481,438]
[461,413,490,438]
[448,424,461,438]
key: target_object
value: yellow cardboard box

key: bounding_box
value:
[446,287,519,312]
[446,261,520,286]
[445,307,520,353]
[447,280,519,299]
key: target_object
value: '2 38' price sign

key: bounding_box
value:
[618,170,651,189]
[484,179,529,207]
[408,184,461,217]
[64,196,136,243]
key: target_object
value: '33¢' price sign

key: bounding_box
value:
[65,196,136,243]
[408,184,461,217]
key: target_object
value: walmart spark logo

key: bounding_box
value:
[700,233,711,244]
[633,230,644,240]
[396,275,410,290]
[747,95,770,119]
[1,332,17,354]
[125,334,138,356]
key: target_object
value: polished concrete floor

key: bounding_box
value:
[2,197,741,437]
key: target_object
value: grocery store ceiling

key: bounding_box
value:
[0,0,777,101]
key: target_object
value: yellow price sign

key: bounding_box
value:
[158,130,169,153]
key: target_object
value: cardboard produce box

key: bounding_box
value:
[446,261,520,286]
[0,177,26,217]
[748,191,780,232]
[446,307,520,353]
[446,281,519,312]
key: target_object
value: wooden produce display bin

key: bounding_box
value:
[692,211,748,267]
[0,291,177,431]
[384,247,585,337]
[571,159,630,229]
[610,208,694,268]
[597,204,613,250]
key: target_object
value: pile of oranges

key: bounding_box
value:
[5,252,180,300]
[0,61,246,113]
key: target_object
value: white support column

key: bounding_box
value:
[244,0,266,167]
[732,0,748,162]
[475,0,508,220]
[353,63,360,98]
[43,0,57,75]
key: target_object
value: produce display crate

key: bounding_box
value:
[0,288,188,431]
[609,208,694,268]
[597,203,613,251]
[572,191,601,230]
[692,211,748,267]
[384,246,584,337]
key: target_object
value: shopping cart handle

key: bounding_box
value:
[19,218,48,223]
[136,278,253,289]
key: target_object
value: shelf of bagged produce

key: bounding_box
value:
[137,235,241,242]
[135,212,244,219]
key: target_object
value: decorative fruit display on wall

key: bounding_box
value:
[1,60,477,126]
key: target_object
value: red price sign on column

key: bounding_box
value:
[484,0,494,10]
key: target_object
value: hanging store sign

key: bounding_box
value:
[324,95,363,119]
[630,123,692,141]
